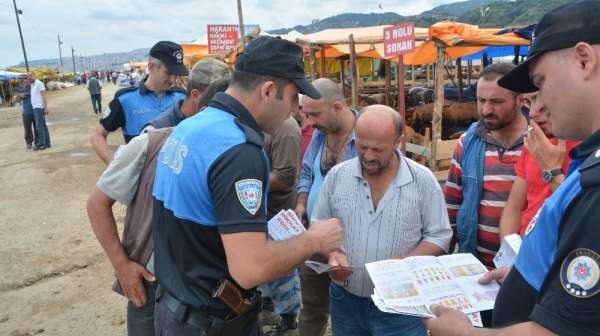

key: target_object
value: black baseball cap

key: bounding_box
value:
[149,41,189,76]
[499,1,600,93]
[235,36,321,99]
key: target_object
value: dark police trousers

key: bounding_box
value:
[154,289,263,336]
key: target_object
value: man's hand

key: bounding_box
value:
[43,107,50,115]
[479,267,510,285]
[424,304,474,336]
[328,251,353,281]
[294,203,308,226]
[307,218,342,255]
[525,121,565,171]
[115,260,155,307]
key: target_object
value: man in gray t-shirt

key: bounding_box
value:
[312,105,451,336]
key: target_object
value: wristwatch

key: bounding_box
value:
[542,168,563,183]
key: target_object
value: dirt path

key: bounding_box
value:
[0,84,129,336]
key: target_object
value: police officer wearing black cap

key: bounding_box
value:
[151,36,344,335]
[424,2,600,336]
[91,41,188,165]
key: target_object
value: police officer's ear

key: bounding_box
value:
[259,80,278,103]
[572,42,598,81]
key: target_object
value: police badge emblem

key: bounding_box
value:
[560,248,600,298]
[173,50,183,63]
[235,179,263,215]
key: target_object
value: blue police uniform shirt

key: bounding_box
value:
[100,79,185,142]
[152,92,269,311]
[492,131,600,335]
[514,158,584,291]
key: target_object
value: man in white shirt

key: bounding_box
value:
[27,72,51,150]
[312,104,452,336]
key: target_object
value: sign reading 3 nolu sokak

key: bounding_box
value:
[383,22,416,58]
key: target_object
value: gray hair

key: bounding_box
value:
[148,56,163,68]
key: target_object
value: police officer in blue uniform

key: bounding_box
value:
[424,2,600,336]
[91,41,187,164]
[151,36,344,336]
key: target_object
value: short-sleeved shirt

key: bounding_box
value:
[311,152,452,297]
[492,131,600,335]
[513,138,579,235]
[152,92,269,311]
[264,117,302,218]
[15,87,33,115]
[97,133,149,205]
[143,99,185,131]
[30,79,45,109]
[100,80,185,142]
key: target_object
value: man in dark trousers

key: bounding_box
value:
[87,72,103,114]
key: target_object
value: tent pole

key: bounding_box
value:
[432,43,446,172]
[397,55,406,155]
[384,60,391,106]
[457,57,463,102]
[348,34,359,109]
[319,47,326,78]
[467,60,472,87]
[426,64,431,87]
[339,57,345,91]
[309,47,318,80]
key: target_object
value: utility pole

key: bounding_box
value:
[71,46,76,77]
[236,0,245,47]
[12,0,29,71]
[57,34,64,68]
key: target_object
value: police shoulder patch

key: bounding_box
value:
[235,179,263,216]
[560,248,600,298]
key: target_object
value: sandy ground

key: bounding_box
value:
[0,85,329,336]
[0,84,128,336]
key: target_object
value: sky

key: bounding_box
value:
[0,0,465,68]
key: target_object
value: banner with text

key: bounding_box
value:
[207,24,260,55]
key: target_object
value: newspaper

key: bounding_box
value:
[267,209,306,241]
[366,253,499,326]
[493,234,522,269]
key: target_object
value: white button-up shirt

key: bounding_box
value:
[311,151,452,297]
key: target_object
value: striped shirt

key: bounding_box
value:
[445,123,524,268]
[311,151,452,297]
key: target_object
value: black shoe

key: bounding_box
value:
[33,145,46,151]
[274,314,297,336]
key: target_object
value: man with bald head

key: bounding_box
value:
[311,105,452,336]
[295,78,358,336]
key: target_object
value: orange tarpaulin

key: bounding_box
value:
[404,21,530,64]
[180,43,224,67]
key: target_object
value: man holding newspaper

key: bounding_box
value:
[309,105,452,336]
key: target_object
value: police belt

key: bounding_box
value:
[159,289,231,329]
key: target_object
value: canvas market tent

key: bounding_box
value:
[295,21,530,177]
[180,43,224,68]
